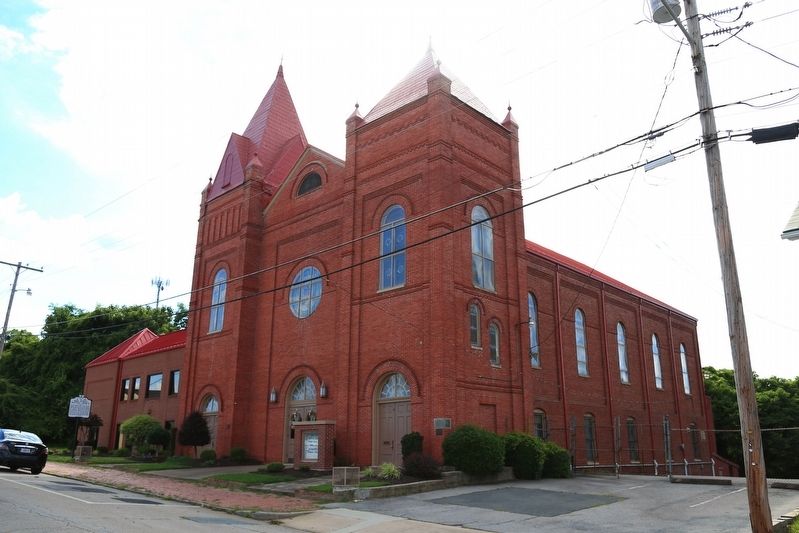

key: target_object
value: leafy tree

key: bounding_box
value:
[178,411,210,457]
[120,415,162,450]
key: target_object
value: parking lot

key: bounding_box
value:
[325,475,799,532]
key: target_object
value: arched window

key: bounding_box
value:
[617,322,629,384]
[379,205,406,290]
[289,266,323,318]
[291,377,316,401]
[298,172,322,195]
[528,293,540,367]
[652,334,663,389]
[626,417,640,462]
[680,343,691,394]
[379,373,411,400]
[488,323,500,366]
[209,269,227,333]
[584,413,597,463]
[202,395,219,413]
[471,206,494,291]
[533,409,548,439]
[469,303,481,347]
[575,309,588,376]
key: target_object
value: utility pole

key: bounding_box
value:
[655,1,772,530]
[0,260,44,357]
[151,276,170,309]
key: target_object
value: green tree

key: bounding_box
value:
[120,415,162,450]
[178,411,210,457]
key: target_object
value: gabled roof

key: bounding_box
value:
[363,47,497,124]
[781,202,799,240]
[525,240,694,320]
[207,65,308,202]
[85,329,186,368]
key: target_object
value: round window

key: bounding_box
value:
[289,266,322,318]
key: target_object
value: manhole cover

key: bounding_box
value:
[431,487,623,517]
[112,497,162,505]
[183,517,250,525]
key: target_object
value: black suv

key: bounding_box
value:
[0,429,48,474]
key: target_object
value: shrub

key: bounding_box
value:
[400,431,423,460]
[178,411,210,458]
[146,426,171,448]
[442,424,504,477]
[96,446,109,456]
[378,462,401,480]
[402,452,441,479]
[503,432,545,480]
[113,447,131,457]
[541,441,571,478]
[120,415,162,449]
[229,447,247,463]
[199,449,216,465]
[263,462,285,473]
[361,466,375,479]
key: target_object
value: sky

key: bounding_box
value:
[1,0,797,377]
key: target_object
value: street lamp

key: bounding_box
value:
[650,1,772,530]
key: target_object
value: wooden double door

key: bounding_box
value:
[378,400,411,466]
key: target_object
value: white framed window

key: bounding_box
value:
[291,377,316,401]
[289,266,323,318]
[575,309,588,376]
[202,395,219,413]
[380,373,411,399]
[534,409,548,439]
[528,293,540,367]
[652,334,663,389]
[471,206,495,291]
[469,303,481,347]
[680,343,691,394]
[379,205,406,290]
[209,268,227,333]
[488,323,500,366]
[617,322,629,384]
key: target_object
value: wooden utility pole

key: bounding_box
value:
[0,260,43,357]
[681,1,772,530]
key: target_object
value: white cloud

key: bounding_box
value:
[0,25,27,59]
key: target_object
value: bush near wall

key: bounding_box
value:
[503,432,545,480]
[541,440,571,478]
[442,424,504,476]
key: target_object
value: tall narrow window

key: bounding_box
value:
[488,323,500,366]
[379,205,406,290]
[146,373,163,399]
[584,414,597,463]
[120,378,130,402]
[169,370,181,396]
[528,293,540,367]
[131,377,141,401]
[626,418,640,462]
[469,303,481,347]
[289,266,323,318]
[534,409,548,439]
[680,343,691,394]
[575,309,588,376]
[617,322,629,384]
[652,334,663,389]
[209,268,227,333]
[690,423,701,458]
[471,206,495,291]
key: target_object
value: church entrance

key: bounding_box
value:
[375,373,412,466]
[285,377,317,463]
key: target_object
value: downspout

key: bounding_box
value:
[637,298,656,467]
[599,286,615,464]
[554,267,569,450]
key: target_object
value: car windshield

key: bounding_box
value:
[2,430,42,444]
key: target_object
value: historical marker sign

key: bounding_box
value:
[68,395,92,418]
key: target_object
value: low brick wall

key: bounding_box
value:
[339,467,514,500]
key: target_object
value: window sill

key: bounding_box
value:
[377,283,406,294]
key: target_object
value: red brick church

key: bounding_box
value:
[87,48,722,472]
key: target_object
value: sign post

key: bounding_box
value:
[68,395,92,459]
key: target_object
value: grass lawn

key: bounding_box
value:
[47,455,136,465]
[47,454,201,472]
[208,472,296,484]
[306,480,389,493]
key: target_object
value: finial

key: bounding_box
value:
[355,102,359,109]
[508,102,512,112]
[277,55,284,77]
[208,176,212,183]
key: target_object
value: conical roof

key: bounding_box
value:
[363,48,496,124]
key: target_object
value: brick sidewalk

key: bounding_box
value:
[44,461,317,516]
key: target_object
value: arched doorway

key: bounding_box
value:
[201,395,219,451]
[285,377,316,463]
[376,373,412,466]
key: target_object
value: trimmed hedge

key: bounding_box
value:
[400,431,423,459]
[541,440,571,478]
[503,432,545,480]
[442,424,504,476]
[403,452,442,479]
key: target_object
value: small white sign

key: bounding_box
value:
[303,431,319,461]
[68,395,92,418]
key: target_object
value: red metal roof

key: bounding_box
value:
[364,48,496,124]
[84,329,186,368]
[207,65,307,202]
[524,240,694,320]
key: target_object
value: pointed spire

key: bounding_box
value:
[502,103,518,130]
[348,102,362,120]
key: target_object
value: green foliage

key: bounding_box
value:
[541,440,572,478]
[211,472,294,484]
[442,424,505,476]
[0,304,182,443]
[199,449,217,464]
[377,462,401,480]
[146,426,171,448]
[400,431,423,459]
[178,411,210,456]
[120,415,162,449]
[361,466,374,478]
[402,452,441,479]
[262,462,285,473]
[96,446,109,455]
[503,432,545,480]
[229,447,247,463]
[113,447,131,457]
